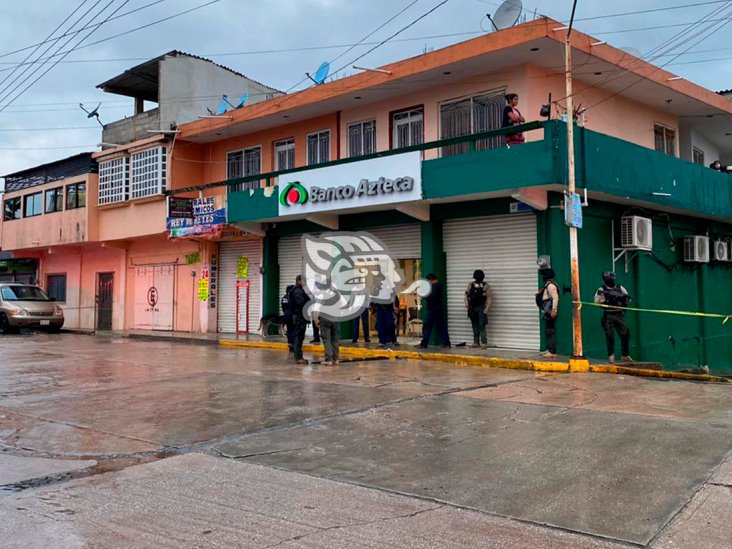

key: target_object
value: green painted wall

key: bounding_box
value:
[540,195,732,375]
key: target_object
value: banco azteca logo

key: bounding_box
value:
[280,181,308,207]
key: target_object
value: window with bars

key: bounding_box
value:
[24,192,43,217]
[130,147,167,199]
[4,197,21,221]
[46,274,67,302]
[98,157,129,205]
[66,182,86,210]
[307,130,330,165]
[440,92,504,157]
[227,146,262,191]
[274,139,295,171]
[45,187,64,214]
[348,120,376,157]
[654,125,676,157]
[693,146,705,165]
[392,109,423,149]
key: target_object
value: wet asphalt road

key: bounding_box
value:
[0,333,730,548]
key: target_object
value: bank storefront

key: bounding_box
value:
[226,150,543,349]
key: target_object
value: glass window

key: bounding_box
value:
[46,274,67,302]
[392,109,423,149]
[0,285,50,301]
[654,125,676,157]
[23,192,43,217]
[227,146,261,191]
[66,183,86,210]
[440,92,504,156]
[693,147,705,165]
[307,130,330,165]
[275,139,295,171]
[3,197,21,221]
[348,120,376,157]
[45,187,64,214]
[98,157,129,204]
[130,147,167,199]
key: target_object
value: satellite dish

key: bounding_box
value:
[215,97,229,115]
[235,92,249,109]
[306,61,330,85]
[489,0,522,31]
[79,102,103,127]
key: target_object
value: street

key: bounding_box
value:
[0,333,730,548]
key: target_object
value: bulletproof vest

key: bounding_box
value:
[603,285,628,308]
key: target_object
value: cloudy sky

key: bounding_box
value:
[1,0,731,179]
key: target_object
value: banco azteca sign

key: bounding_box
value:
[277,152,422,216]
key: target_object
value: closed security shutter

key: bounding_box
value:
[443,214,539,350]
[365,224,421,259]
[278,235,304,301]
[218,239,262,333]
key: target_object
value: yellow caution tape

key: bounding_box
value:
[574,301,732,325]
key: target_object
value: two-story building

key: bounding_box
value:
[165,18,732,374]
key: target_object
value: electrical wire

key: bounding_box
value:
[0,1,131,113]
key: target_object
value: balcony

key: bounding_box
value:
[102,108,161,146]
[189,121,732,224]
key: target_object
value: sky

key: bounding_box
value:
[0,0,731,181]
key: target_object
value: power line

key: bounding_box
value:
[0,1,130,113]
[0,0,168,60]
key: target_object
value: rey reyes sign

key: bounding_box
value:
[278,152,422,216]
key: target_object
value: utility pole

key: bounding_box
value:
[565,0,586,364]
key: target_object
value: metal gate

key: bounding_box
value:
[443,214,539,350]
[218,240,262,333]
[132,265,175,331]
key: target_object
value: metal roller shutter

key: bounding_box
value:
[365,224,421,259]
[278,235,304,300]
[218,239,262,333]
[443,214,540,350]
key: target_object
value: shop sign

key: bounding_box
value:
[209,253,218,309]
[277,152,422,217]
[167,197,194,218]
[167,196,227,236]
[236,256,249,279]
[198,267,210,301]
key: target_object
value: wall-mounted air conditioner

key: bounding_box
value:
[621,216,653,250]
[684,236,710,263]
[712,240,730,262]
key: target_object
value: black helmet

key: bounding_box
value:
[473,269,485,282]
[539,268,555,280]
[602,271,616,285]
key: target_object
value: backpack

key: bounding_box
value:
[468,282,486,308]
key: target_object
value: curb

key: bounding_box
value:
[219,339,731,383]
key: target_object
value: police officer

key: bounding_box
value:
[290,275,310,365]
[594,272,632,363]
[281,285,295,353]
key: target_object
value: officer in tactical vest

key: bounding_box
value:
[593,271,633,364]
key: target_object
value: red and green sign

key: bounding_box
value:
[280,182,308,207]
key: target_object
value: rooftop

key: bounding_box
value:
[2,152,96,193]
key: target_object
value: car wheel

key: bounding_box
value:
[0,313,16,334]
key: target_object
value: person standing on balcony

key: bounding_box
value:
[710,160,731,172]
[290,275,310,365]
[465,270,492,348]
[594,271,633,364]
[502,93,526,146]
[417,274,451,349]
[536,268,559,358]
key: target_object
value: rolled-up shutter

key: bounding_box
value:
[443,214,539,350]
[218,239,262,333]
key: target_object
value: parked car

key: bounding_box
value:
[0,283,64,334]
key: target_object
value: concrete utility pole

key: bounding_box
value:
[565,0,586,362]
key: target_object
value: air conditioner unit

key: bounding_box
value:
[684,235,710,263]
[621,216,653,250]
[712,240,730,262]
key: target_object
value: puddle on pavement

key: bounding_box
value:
[0,450,175,497]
